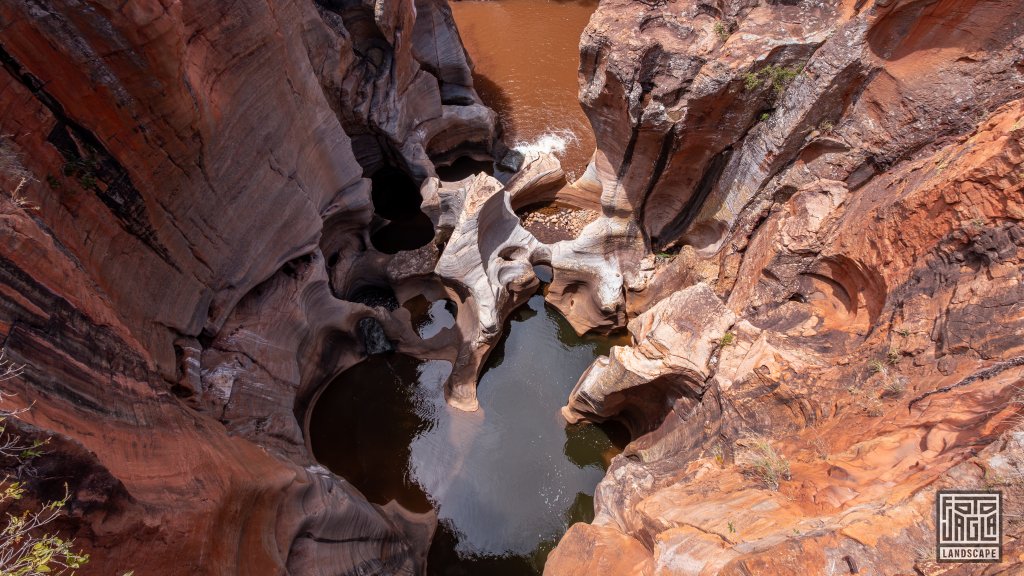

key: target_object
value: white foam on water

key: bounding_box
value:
[513,129,579,158]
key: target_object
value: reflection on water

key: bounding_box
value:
[451,0,598,177]
[404,295,458,339]
[309,294,629,574]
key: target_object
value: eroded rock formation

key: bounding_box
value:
[546,0,1024,573]
[0,0,495,572]
[562,283,736,436]
[0,0,1022,573]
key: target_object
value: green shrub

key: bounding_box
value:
[0,352,91,576]
[868,359,886,375]
[714,21,730,42]
[881,377,906,399]
[742,64,803,95]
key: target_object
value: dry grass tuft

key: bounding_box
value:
[741,436,791,491]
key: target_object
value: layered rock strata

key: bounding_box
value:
[546,0,1024,573]
[1,0,1022,574]
[0,0,495,572]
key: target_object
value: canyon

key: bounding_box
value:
[0,0,1021,575]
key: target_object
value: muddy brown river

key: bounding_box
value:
[451,0,598,179]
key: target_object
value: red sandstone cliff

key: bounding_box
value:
[0,0,494,573]
[545,0,1024,573]
[0,0,1022,574]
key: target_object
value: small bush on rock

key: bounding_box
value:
[0,352,91,576]
[741,436,791,491]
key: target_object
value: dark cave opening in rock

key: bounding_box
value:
[436,156,495,182]
[368,165,436,254]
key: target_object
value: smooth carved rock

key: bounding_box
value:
[315,0,497,177]
[545,214,647,334]
[578,0,840,250]
[562,283,735,435]
[0,0,493,570]
[543,523,654,576]
[506,151,567,210]
[433,173,550,409]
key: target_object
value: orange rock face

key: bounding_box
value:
[1,0,1022,574]
[546,0,1024,574]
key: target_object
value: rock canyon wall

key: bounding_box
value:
[0,0,495,573]
[0,0,1021,574]
[545,0,1024,574]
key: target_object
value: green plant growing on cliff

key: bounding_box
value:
[865,399,885,417]
[6,179,37,213]
[1,138,38,212]
[710,444,725,467]
[769,65,802,93]
[742,437,791,491]
[743,64,803,95]
[720,332,735,346]
[0,485,90,576]
[881,377,906,399]
[61,156,100,192]
[713,21,730,42]
[743,71,762,91]
[0,352,91,576]
[887,348,903,365]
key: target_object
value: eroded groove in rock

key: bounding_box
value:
[0,0,497,571]
[1,0,1023,573]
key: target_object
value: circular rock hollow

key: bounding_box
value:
[368,165,436,254]
[518,203,599,244]
[403,295,458,339]
[306,294,630,574]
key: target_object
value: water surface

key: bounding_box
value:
[309,294,628,574]
[451,0,598,178]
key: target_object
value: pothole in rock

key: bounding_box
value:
[519,203,599,243]
[369,165,436,254]
[349,285,399,354]
[533,263,553,284]
[348,285,399,310]
[307,293,630,575]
